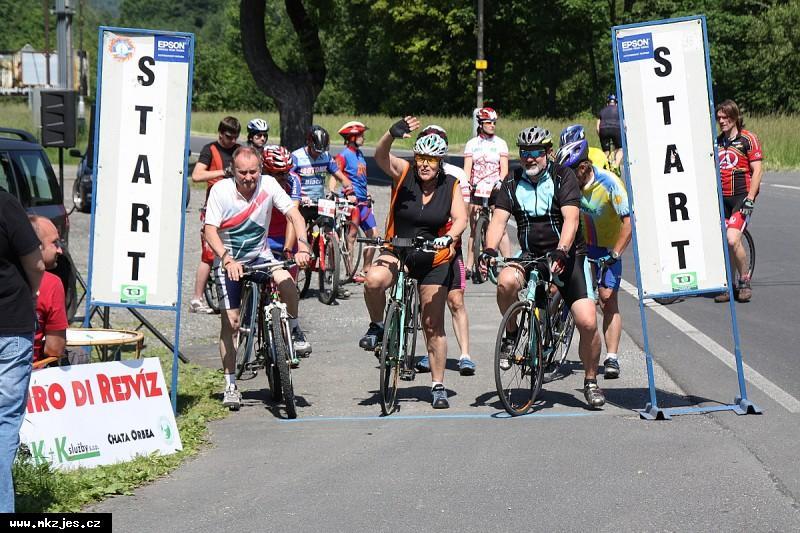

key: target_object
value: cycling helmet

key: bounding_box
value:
[337,121,368,141]
[413,134,448,157]
[516,126,552,148]
[607,93,618,104]
[559,124,586,147]
[247,118,269,137]
[555,139,589,169]
[418,124,448,145]
[307,125,330,152]
[476,107,498,122]
[262,145,294,174]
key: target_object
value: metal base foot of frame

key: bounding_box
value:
[733,396,763,415]
[638,402,671,420]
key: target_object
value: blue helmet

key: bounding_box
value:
[559,124,586,147]
[607,93,618,104]
[555,139,589,169]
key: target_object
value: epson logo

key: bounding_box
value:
[158,40,186,51]
[622,38,650,50]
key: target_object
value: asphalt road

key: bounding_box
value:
[64,138,800,529]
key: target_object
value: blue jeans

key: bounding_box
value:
[0,334,32,513]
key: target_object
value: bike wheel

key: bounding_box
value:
[204,271,220,313]
[547,293,576,374]
[265,308,282,401]
[318,231,341,305]
[338,222,364,282]
[270,306,296,419]
[471,213,489,283]
[494,300,544,416]
[234,282,257,379]
[402,279,418,377]
[379,301,403,415]
[742,227,756,280]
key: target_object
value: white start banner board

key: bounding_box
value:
[20,358,182,470]
[88,28,194,308]
[614,17,727,297]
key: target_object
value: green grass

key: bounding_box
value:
[12,347,227,512]
[191,110,800,170]
[0,101,91,164]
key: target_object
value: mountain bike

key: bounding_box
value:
[470,180,496,284]
[295,199,341,305]
[358,236,430,416]
[487,254,567,416]
[234,260,299,419]
[653,227,755,305]
[335,196,367,283]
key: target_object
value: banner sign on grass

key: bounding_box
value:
[20,358,182,470]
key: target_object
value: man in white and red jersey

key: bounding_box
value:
[463,107,511,278]
[204,146,311,410]
[714,99,763,303]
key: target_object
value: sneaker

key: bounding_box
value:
[431,384,449,409]
[583,382,605,408]
[336,287,351,300]
[603,357,620,379]
[736,279,752,302]
[222,385,241,410]
[189,298,214,314]
[498,333,517,371]
[353,271,367,284]
[458,357,476,376]
[415,355,430,373]
[714,291,730,303]
[359,322,384,351]
[292,327,312,357]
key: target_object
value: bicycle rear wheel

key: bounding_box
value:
[318,231,341,305]
[741,227,756,280]
[471,213,489,283]
[235,282,257,379]
[379,301,403,415]
[296,265,312,298]
[494,300,544,416]
[270,306,296,419]
[402,279,418,379]
[338,222,364,282]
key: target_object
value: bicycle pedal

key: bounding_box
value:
[400,369,416,381]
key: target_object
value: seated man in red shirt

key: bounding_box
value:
[28,216,68,365]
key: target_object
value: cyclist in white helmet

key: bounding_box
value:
[480,125,605,409]
[246,118,270,150]
[360,116,468,409]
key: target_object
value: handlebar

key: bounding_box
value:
[241,259,297,280]
[356,236,436,251]
[485,254,563,287]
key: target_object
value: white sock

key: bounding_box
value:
[224,373,236,388]
[431,381,443,389]
[289,317,299,330]
[459,354,471,360]
[605,353,618,361]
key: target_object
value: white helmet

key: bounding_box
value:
[413,134,448,157]
[516,126,552,148]
[247,118,270,136]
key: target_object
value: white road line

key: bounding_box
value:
[620,279,800,413]
[771,184,800,191]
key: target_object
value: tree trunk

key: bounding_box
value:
[240,0,325,150]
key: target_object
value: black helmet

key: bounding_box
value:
[307,125,330,152]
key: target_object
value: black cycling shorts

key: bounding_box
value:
[520,253,593,307]
[469,188,499,207]
[599,127,622,153]
[722,193,748,220]
[379,250,457,289]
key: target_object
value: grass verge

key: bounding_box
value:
[12,348,227,512]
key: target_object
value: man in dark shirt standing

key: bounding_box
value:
[0,191,44,512]
[596,94,623,171]
[189,116,241,313]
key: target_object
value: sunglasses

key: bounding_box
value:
[519,149,547,159]
[414,155,440,166]
[252,132,267,138]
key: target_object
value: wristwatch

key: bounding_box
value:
[610,250,620,260]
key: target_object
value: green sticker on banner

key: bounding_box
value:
[670,272,698,292]
[121,284,148,304]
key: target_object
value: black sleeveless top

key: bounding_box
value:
[385,163,458,267]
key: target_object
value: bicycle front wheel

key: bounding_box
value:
[318,231,341,305]
[494,300,544,416]
[270,306,296,419]
[235,282,257,379]
[379,301,403,415]
[204,272,220,313]
[402,279,419,377]
[742,227,756,280]
[547,292,575,374]
[472,213,489,283]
